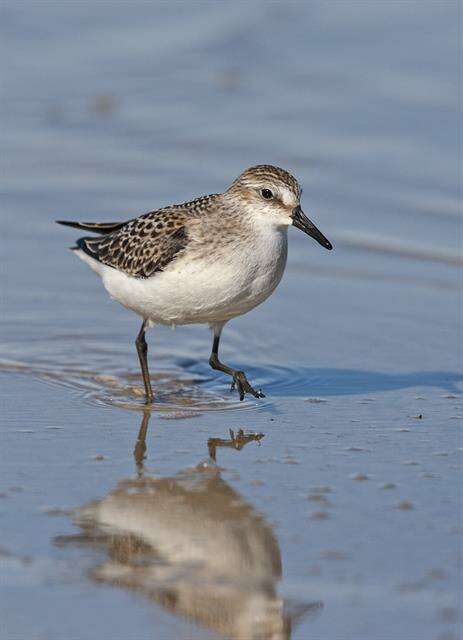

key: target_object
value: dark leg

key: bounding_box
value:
[208,325,265,401]
[133,410,150,473]
[135,320,154,404]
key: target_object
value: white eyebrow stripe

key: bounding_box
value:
[280,187,298,207]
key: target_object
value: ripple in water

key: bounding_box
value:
[0,358,271,415]
[2,358,460,412]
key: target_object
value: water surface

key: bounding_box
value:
[1,2,462,639]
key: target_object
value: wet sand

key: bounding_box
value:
[1,2,462,639]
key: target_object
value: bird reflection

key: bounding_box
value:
[58,412,322,639]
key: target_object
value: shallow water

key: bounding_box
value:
[1,2,462,639]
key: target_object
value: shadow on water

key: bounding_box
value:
[189,362,463,397]
[55,412,323,640]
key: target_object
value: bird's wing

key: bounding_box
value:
[56,220,130,234]
[73,208,190,278]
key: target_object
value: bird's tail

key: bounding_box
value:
[55,220,128,234]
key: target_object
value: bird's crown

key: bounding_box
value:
[228,164,301,200]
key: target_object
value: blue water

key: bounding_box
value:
[1,2,462,639]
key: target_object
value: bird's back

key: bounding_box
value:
[58,194,222,279]
[58,189,289,325]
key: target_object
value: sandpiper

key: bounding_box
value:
[57,165,332,402]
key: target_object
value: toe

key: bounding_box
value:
[229,372,265,401]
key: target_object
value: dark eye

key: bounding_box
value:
[261,188,273,200]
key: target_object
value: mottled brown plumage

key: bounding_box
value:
[59,166,304,280]
[73,194,221,278]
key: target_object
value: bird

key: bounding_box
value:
[57,165,332,403]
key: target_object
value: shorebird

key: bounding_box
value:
[57,165,332,402]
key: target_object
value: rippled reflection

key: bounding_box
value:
[58,412,322,639]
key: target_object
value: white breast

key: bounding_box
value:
[76,226,288,326]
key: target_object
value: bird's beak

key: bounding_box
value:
[291,206,333,250]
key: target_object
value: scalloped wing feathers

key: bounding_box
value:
[71,194,220,278]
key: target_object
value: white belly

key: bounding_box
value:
[76,228,288,326]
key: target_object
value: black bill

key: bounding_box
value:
[292,206,333,250]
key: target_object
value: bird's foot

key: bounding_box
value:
[230,371,265,401]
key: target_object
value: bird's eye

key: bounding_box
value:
[261,189,274,200]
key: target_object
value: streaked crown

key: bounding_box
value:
[228,165,301,200]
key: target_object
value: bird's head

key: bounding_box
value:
[226,164,332,250]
